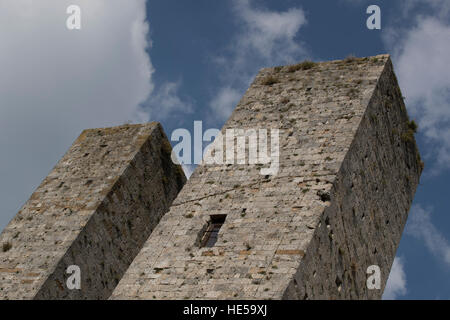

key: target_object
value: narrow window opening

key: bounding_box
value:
[200,214,226,248]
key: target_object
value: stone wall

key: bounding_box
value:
[282,58,422,299]
[0,123,186,299]
[110,55,422,299]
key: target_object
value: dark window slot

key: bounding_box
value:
[200,214,226,248]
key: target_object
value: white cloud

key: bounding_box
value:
[393,18,450,121]
[210,87,242,121]
[406,205,450,266]
[383,257,407,300]
[0,0,154,230]
[402,0,450,19]
[142,81,193,121]
[384,5,450,173]
[233,0,307,63]
[209,0,308,121]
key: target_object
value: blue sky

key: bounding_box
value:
[0,0,449,299]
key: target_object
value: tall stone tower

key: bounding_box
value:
[111,55,422,299]
[0,123,186,299]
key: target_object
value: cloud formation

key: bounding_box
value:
[233,0,307,64]
[383,257,407,300]
[401,0,450,19]
[0,0,153,230]
[142,81,193,121]
[384,3,450,173]
[209,0,308,121]
[407,205,450,266]
[209,87,243,123]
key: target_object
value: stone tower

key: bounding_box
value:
[0,123,186,299]
[111,55,422,299]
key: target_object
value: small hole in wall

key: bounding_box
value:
[2,242,12,252]
[200,214,227,248]
[325,216,330,228]
[335,276,342,292]
[317,190,331,202]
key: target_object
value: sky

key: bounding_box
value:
[0,0,449,299]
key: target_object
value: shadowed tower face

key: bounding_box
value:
[111,55,422,300]
[0,123,186,299]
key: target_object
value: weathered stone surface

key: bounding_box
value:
[0,123,186,299]
[111,55,422,299]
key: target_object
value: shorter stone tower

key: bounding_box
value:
[0,123,186,299]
